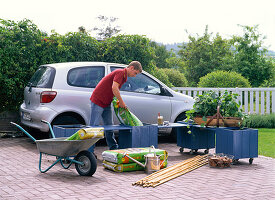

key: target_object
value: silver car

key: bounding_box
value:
[20,62,194,135]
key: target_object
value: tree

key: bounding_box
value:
[150,42,173,69]
[231,25,273,87]
[178,26,233,86]
[166,56,185,72]
[92,15,121,40]
[100,34,156,72]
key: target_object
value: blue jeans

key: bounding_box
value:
[90,102,118,150]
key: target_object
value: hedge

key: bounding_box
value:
[0,19,159,112]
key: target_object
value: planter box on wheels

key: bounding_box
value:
[215,127,258,164]
[177,125,215,154]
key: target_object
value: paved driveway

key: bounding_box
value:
[0,136,274,200]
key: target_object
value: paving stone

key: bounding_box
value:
[0,137,275,199]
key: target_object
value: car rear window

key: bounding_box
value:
[27,66,56,88]
[67,66,105,88]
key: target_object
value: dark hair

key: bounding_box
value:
[128,61,142,73]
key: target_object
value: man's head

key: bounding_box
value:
[127,61,142,77]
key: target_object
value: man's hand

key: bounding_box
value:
[118,100,127,108]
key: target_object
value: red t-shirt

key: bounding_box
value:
[90,68,127,108]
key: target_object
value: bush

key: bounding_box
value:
[243,113,275,128]
[198,70,251,88]
[0,19,45,112]
[158,68,188,87]
[149,66,173,87]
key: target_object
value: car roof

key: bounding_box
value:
[42,62,127,69]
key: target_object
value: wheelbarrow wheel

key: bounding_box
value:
[75,151,97,176]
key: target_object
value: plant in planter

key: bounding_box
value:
[185,90,247,129]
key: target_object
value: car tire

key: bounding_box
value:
[49,114,85,138]
[51,114,85,126]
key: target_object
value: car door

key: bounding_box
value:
[110,66,172,124]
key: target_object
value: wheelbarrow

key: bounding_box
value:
[10,121,104,176]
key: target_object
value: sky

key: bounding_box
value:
[1,0,275,51]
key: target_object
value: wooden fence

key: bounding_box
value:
[172,87,275,114]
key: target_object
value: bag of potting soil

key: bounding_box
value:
[102,147,168,164]
[103,159,168,172]
[66,127,104,140]
[112,97,143,126]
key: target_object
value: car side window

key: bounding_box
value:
[110,67,161,94]
[68,66,105,88]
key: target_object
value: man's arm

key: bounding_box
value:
[112,81,126,108]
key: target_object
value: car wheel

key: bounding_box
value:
[51,113,85,126]
[50,113,86,138]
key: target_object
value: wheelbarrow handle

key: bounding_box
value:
[41,120,55,138]
[10,122,36,142]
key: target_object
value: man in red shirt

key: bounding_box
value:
[90,61,142,150]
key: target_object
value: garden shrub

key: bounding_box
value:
[198,70,251,88]
[149,66,173,88]
[243,113,275,128]
[159,68,188,87]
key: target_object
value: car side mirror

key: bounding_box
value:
[160,86,173,97]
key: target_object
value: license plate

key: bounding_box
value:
[22,112,31,121]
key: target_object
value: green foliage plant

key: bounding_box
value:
[198,70,251,88]
[185,90,246,130]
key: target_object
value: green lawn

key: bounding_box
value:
[258,128,275,158]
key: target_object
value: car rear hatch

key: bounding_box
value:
[24,66,56,110]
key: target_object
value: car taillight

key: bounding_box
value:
[40,91,57,103]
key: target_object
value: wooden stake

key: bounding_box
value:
[133,155,208,187]
[133,155,202,185]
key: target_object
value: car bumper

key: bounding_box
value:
[20,103,58,132]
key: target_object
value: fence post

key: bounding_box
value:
[244,91,248,113]
[266,91,270,114]
[255,91,259,114]
[261,91,265,115]
[272,90,275,114]
[250,90,254,114]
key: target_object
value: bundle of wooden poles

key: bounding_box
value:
[133,154,208,188]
